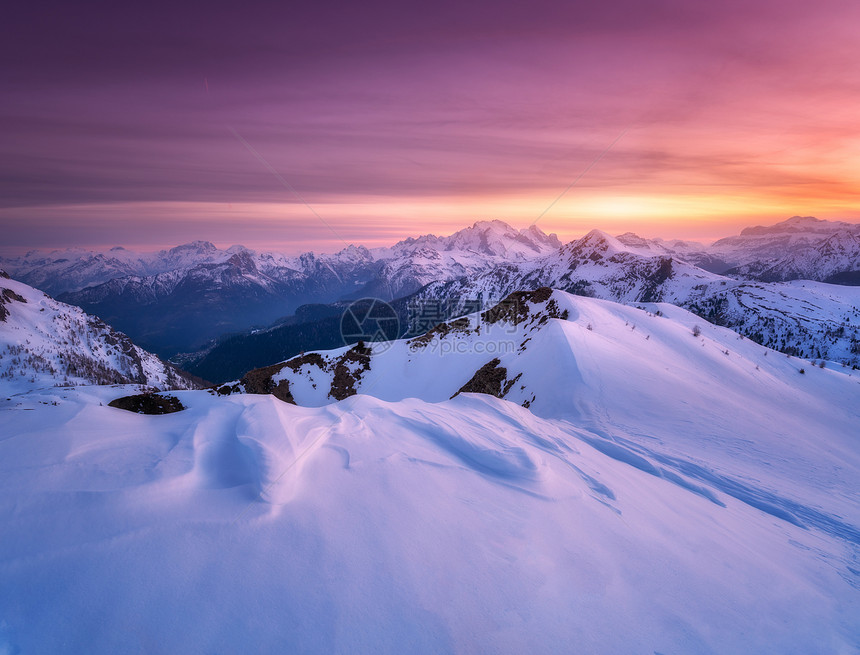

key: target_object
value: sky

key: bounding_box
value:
[2,0,860,254]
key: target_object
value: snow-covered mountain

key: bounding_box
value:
[389,219,561,258]
[724,227,860,283]
[712,215,860,264]
[354,221,562,300]
[0,221,562,355]
[411,231,860,367]
[3,288,856,652]
[1,241,232,296]
[619,215,860,280]
[0,221,561,297]
[183,225,860,383]
[614,232,730,272]
[55,248,381,355]
[225,286,860,411]
[618,216,860,284]
[408,229,722,313]
[4,216,858,360]
[0,271,201,394]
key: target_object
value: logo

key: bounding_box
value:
[340,298,400,352]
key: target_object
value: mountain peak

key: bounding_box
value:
[782,215,823,225]
[615,231,651,249]
[392,220,558,258]
[469,219,517,233]
[170,240,218,253]
[738,216,856,237]
[578,229,628,251]
[226,250,258,272]
[333,244,373,259]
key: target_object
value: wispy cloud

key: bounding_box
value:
[2,0,859,249]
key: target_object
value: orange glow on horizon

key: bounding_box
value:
[2,186,859,255]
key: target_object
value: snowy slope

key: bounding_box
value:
[1,290,857,652]
[0,272,201,394]
[681,278,860,363]
[229,288,860,520]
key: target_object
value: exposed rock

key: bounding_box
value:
[409,316,473,349]
[329,342,372,401]
[0,287,27,322]
[2,288,26,304]
[453,358,522,400]
[213,383,242,396]
[639,257,674,303]
[239,362,295,404]
[481,287,566,327]
[108,393,186,415]
[284,352,328,371]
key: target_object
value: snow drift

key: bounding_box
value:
[1,289,858,653]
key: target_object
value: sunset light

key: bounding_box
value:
[2,1,859,652]
[2,0,859,252]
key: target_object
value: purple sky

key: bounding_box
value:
[2,0,859,253]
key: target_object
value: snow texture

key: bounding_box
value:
[1,290,858,653]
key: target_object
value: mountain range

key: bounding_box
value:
[181,222,860,382]
[616,215,860,280]
[2,216,858,359]
[0,221,560,354]
[413,229,860,367]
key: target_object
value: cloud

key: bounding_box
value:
[2,0,859,249]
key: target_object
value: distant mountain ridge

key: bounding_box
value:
[1,221,562,297]
[723,227,860,283]
[2,216,858,362]
[622,215,860,278]
[0,221,563,355]
[187,228,860,383]
[412,229,860,369]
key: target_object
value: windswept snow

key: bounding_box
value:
[1,290,858,652]
[232,289,860,539]
[1,383,858,654]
